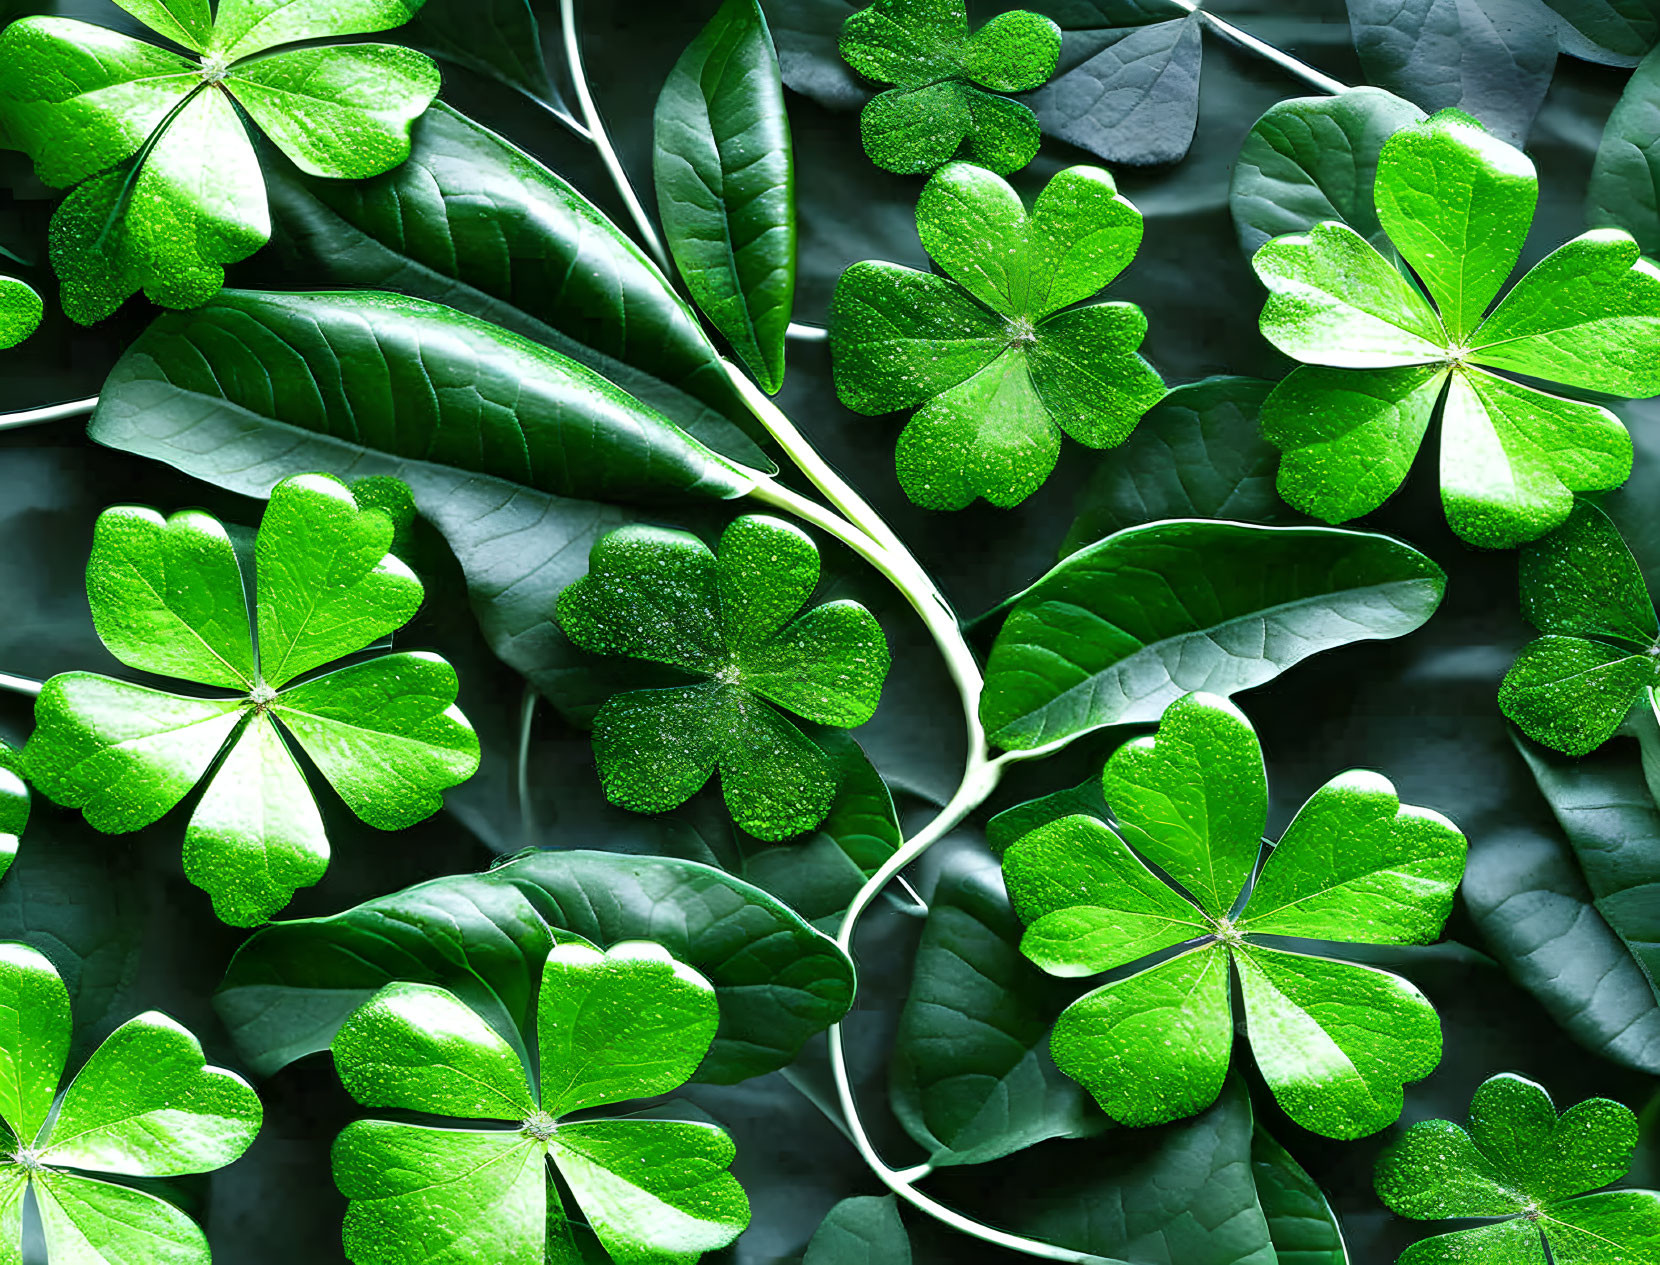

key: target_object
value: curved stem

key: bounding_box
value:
[0,397,99,432]
[560,0,671,274]
[1167,0,1348,95]
[517,684,539,842]
[0,674,42,698]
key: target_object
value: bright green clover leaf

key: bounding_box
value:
[330,940,751,1265]
[1499,499,1660,756]
[0,276,42,349]
[0,742,24,887]
[830,160,1164,511]
[1375,1073,1660,1264]
[555,514,889,842]
[1254,108,1660,549]
[0,941,262,1265]
[839,0,1060,175]
[1002,691,1466,1140]
[23,471,480,927]
[0,1,440,324]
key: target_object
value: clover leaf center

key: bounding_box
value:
[247,682,279,712]
[1003,315,1038,350]
[1210,915,1244,948]
[198,53,232,84]
[520,1110,558,1142]
[10,1147,45,1172]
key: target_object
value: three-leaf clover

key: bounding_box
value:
[555,514,889,841]
[840,0,1060,175]
[330,940,751,1265]
[23,472,480,927]
[0,0,440,323]
[1002,691,1466,1139]
[0,276,42,349]
[1254,108,1660,549]
[1375,1073,1660,1264]
[830,161,1164,511]
[0,941,262,1265]
[1499,499,1660,756]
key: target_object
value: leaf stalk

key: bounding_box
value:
[0,396,100,432]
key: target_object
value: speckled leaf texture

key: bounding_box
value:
[23,472,479,926]
[330,941,750,1265]
[0,0,438,321]
[1002,692,1466,1139]
[0,942,261,1265]
[0,278,42,350]
[838,0,1059,174]
[556,514,889,840]
[830,160,1162,510]
[1253,108,1660,548]
[1375,1073,1660,1263]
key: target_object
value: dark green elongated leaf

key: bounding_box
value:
[1253,1128,1349,1265]
[1541,0,1660,65]
[981,520,1448,751]
[88,289,759,509]
[1465,827,1660,1075]
[1589,44,1660,255]
[260,104,766,465]
[803,1196,910,1265]
[1513,732,1660,1054]
[215,848,854,1084]
[654,0,796,394]
[889,862,1104,1167]
[1231,88,1425,258]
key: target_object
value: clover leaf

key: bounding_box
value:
[839,0,1060,175]
[0,276,42,349]
[1002,691,1466,1140]
[0,941,262,1265]
[1499,499,1660,756]
[1254,108,1660,549]
[0,0,440,324]
[830,160,1164,511]
[23,471,480,927]
[0,743,24,887]
[555,514,889,842]
[330,940,751,1265]
[1375,1073,1660,1264]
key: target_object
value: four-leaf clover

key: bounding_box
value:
[1375,1073,1660,1264]
[830,161,1164,511]
[840,0,1060,175]
[0,942,262,1265]
[1002,691,1467,1139]
[24,472,480,927]
[1499,499,1660,756]
[1254,108,1660,549]
[331,940,751,1265]
[0,0,440,323]
[555,514,889,841]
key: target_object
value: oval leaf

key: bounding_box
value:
[981,520,1447,750]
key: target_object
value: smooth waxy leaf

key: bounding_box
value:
[1376,1073,1660,1263]
[216,848,856,1083]
[556,515,888,841]
[1589,44,1660,254]
[1254,109,1660,547]
[804,1196,910,1264]
[981,520,1447,750]
[0,277,41,350]
[0,764,24,888]
[655,0,795,394]
[1540,0,1660,65]
[0,944,260,1264]
[24,472,479,926]
[0,1,439,321]
[1500,502,1660,755]
[839,0,1059,174]
[1253,1129,1349,1265]
[1003,693,1465,1138]
[330,943,748,1265]
[831,161,1161,510]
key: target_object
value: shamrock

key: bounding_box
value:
[0,276,41,349]
[1499,500,1660,756]
[0,942,262,1265]
[1253,108,1660,549]
[24,472,480,927]
[0,742,25,885]
[0,0,440,323]
[1375,1073,1660,1264]
[331,940,751,1265]
[555,514,889,841]
[840,0,1061,175]
[830,161,1164,511]
[1002,691,1466,1139]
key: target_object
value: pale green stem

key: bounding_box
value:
[785,322,828,342]
[517,684,539,841]
[560,0,672,274]
[0,397,99,432]
[0,674,41,698]
[1167,0,1349,96]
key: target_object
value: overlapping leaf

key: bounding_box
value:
[0,275,40,349]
